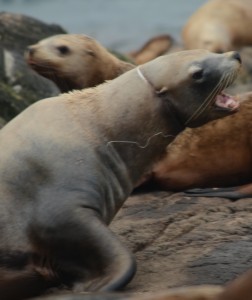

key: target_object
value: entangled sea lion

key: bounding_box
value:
[25,34,133,93]
[0,50,240,299]
[182,0,252,53]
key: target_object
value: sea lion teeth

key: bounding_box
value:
[215,93,239,111]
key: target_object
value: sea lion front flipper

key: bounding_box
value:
[183,185,252,200]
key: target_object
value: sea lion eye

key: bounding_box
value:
[57,45,70,55]
[192,69,204,80]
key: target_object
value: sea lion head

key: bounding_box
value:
[24,34,118,92]
[140,49,241,128]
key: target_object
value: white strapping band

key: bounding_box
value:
[136,67,149,85]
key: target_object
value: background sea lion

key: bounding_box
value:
[30,269,252,300]
[127,34,174,65]
[147,91,252,200]
[25,34,181,93]
[182,0,252,53]
[0,50,240,300]
[25,34,133,93]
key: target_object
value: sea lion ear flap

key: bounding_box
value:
[156,86,169,96]
[215,269,252,300]
[85,49,96,57]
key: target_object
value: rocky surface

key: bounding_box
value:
[111,191,252,292]
[0,12,65,124]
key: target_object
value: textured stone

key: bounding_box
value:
[111,192,252,292]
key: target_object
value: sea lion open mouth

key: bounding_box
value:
[214,92,239,111]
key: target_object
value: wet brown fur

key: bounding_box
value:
[150,92,252,193]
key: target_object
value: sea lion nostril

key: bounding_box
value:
[232,52,242,64]
[27,46,35,56]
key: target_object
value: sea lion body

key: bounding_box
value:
[25,34,133,92]
[0,50,240,299]
[182,0,252,53]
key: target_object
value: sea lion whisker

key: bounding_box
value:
[186,77,225,123]
[185,73,227,124]
[194,71,233,117]
[106,132,175,149]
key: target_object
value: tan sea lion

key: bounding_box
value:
[30,268,252,299]
[0,50,240,300]
[25,34,133,92]
[147,91,252,200]
[182,0,252,53]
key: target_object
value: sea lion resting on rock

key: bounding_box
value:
[182,0,252,53]
[149,91,252,200]
[25,34,133,93]
[30,268,252,300]
[0,50,240,300]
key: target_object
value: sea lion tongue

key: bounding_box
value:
[215,92,239,111]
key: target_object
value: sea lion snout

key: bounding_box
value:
[225,51,242,64]
[26,45,36,56]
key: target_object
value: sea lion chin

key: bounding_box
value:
[0,50,240,299]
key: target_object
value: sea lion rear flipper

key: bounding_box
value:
[65,214,137,293]
[183,184,252,200]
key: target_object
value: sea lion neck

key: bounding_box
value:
[92,70,182,183]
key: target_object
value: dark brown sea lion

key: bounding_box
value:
[182,0,252,53]
[25,34,133,93]
[30,269,252,300]
[148,91,252,200]
[0,50,240,300]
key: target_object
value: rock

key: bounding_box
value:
[111,191,252,292]
[0,12,66,123]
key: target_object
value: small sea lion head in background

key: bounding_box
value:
[142,49,241,128]
[25,34,133,92]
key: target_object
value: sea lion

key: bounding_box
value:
[127,34,174,65]
[0,50,240,300]
[147,91,252,200]
[25,34,133,93]
[30,268,252,300]
[182,0,252,53]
